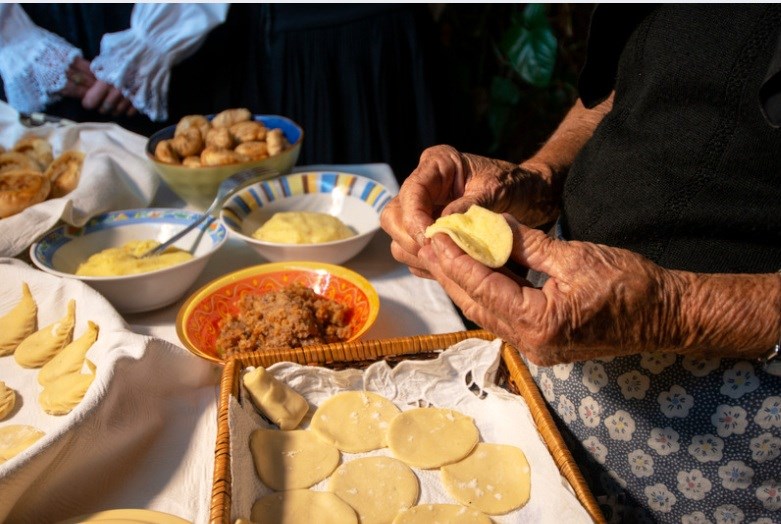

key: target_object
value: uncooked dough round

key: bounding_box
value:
[392,504,492,524]
[250,490,357,524]
[424,205,513,268]
[329,456,419,524]
[388,407,479,469]
[309,391,400,453]
[440,443,531,515]
[0,424,44,464]
[249,428,340,490]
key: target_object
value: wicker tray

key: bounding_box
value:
[211,330,605,523]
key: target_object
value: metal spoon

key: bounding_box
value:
[142,166,279,258]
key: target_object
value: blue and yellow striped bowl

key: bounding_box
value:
[220,172,393,265]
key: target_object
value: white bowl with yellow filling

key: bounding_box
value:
[220,172,393,265]
[29,208,228,313]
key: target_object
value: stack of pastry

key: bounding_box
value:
[0,136,84,218]
[154,108,291,167]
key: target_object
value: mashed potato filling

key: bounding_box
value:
[252,211,354,244]
[75,240,193,277]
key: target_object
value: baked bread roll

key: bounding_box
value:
[0,152,40,174]
[45,151,84,199]
[0,170,51,218]
[13,136,53,170]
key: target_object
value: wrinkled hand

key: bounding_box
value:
[419,218,688,366]
[59,57,96,99]
[81,80,138,118]
[381,145,537,279]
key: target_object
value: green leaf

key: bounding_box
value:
[490,76,521,106]
[500,4,558,88]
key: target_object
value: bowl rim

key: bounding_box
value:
[145,113,304,165]
[219,171,390,248]
[29,208,228,282]
[175,261,381,364]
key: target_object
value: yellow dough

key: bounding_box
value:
[0,282,37,356]
[38,320,99,386]
[252,211,355,244]
[38,360,96,416]
[0,424,44,464]
[329,456,420,524]
[14,299,75,368]
[388,407,480,469]
[242,366,309,430]
[249,428,340,490]
[250,490,358,524]
[392,504,493,524]
[0,381,16,420]
[309,391,400,453]
[424,205,513,268]
[440,443,531,515]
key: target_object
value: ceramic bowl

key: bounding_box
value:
[146,115,303,210]
[29,208,228,314]
[219,171,393,265]
[176,261,380,363]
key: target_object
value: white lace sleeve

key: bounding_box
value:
[90,4,229,122]
[0,4,82,114]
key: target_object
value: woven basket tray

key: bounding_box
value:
[210,329,605,523]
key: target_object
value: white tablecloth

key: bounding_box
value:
[1,163,467,523]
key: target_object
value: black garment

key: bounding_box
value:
[562,4,781,274]
[233,4,439,182]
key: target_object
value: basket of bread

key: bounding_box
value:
[0,135,83,219]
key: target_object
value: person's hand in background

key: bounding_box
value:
[81,78,137,118]
[57,57,95,99]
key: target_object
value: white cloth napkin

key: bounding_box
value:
[0,258,220,523]
[229,339,592,523]
[0,101,159,257]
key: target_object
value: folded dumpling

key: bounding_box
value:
[38,320,98,386]
[15,299,75,368]
[0,282,37,356]
[38,360,96,416]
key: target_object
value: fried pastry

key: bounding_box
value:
[201,147,242,166]
[45,150,84,199]
[211,107,251,128]
[182,155,202,168]
[0,151,41,174]
[235,141,268,161]
[205,127,235,150]
[266,128,289,156]
[13,135,53,170]
[230,120,266,143]
[171,128,204,158]
[0,170,50,218]
[175,114,211,141]
[154,139,180,164]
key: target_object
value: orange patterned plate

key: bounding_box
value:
[175,261,380,363]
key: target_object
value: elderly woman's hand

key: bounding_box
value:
[419,218,689,366]
[381,145,555,279]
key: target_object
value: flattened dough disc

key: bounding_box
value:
[388,407,479,469]
[250,490,358,524]
[425,205,512,268]
[441,443,531,515]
